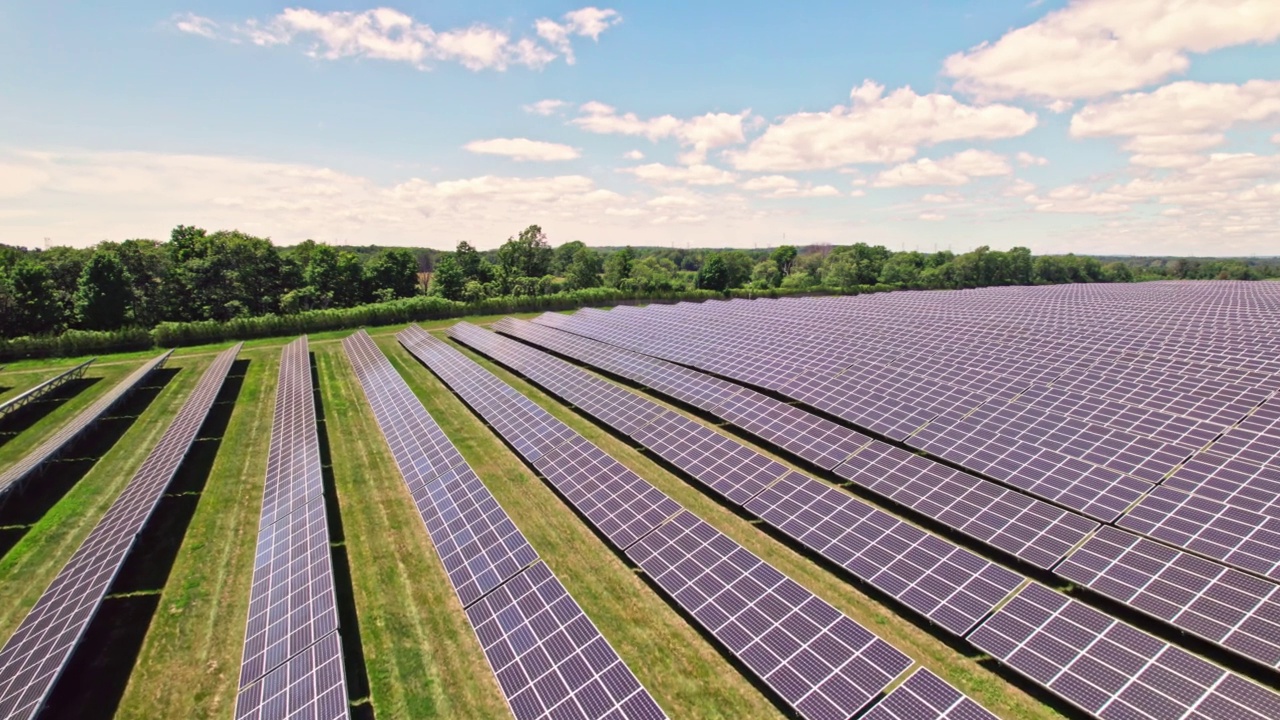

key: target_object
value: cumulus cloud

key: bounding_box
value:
[463,138,580,161]
[1027,185,1132,214]
[918,212,946,221]
[623,150,645,160]
[944,0,1280,101]
[523,99,567,116]
[726,81,1035,172]
[572,104,751,163]
[173,12,218,38]
[175,6,619,71]
[1015,151,1048,167]
[620,163,738,186]
[535,7,621,64]
[872,150,1012,187]
[1071,80,1280,139]
[739,175,839,198]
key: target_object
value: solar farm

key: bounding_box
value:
[0,281,1279,720]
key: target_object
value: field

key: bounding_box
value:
[0,313,1068,720]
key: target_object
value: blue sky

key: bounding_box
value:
[2,1,1279,253]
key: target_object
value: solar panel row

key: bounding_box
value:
[341,330,665,720]
[397,326,933,720]
[493,317,1098,570]
[235,337,349,720]
[0,350,172,502]
[526,290,1261,502]
[0,344,239,720]
[530,289,1280,596]
[0,357,95,423]
[968,582,1280,720]
[450,322,1024,637]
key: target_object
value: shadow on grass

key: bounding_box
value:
[37,360,247,720]
[312,352,375,720]
[0,378,103,450]
[0,370,176,560]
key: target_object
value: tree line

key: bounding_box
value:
[3,222,1275,344]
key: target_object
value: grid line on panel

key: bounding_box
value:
[1118,486,1280,583]
[859,667,998,720]
[967,582,1280,720]
[1056,525,1280,669]
[746,473,1023,637]
[625,511,913,720]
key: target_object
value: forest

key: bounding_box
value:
[1,223,1276,352]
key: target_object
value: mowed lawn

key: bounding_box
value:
[0,322,1063,720]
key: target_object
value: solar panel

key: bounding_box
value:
[235,631,348,720]
[625,511,913,720]
[416,465,540,607]
[860,667,998,720]
[0,344,240,720]
[1118,486,1280,582]
[1056,525,1280,669]
[1209,401,1280,468]
[832,443,1099,569]
[467,561,667,720]
[341,331,666,719]
[968,582,1280,720]
[533,436,682,550]
[746,473,1022,636]
[0,349,172,501]
[632,413,788,506]
[0,358,94,423]
[1163,451,1280,519]
[235,337,348,720]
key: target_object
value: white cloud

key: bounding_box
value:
[849,189,866,197]
[174,13,218,39]
[737,175,838,198]
[463,138,580,161]
[1027,185,1132,213]
[1129,153,1206,168]
[918,212,946,221]
[623,150,645,160]
[180,6,619,71]
[536,7,621,64]
[1015,151,1048,167]
[1273,133,1280,144]
[944,0,1280,101]
[1071,80,1280,139]
[620,163,738,186]
[523,99,567,116]
[572,104,751,163]
[726,81,1035,172]
[1121,133,1225,154]
[921,193,955,203]
[873,149,1012,187]
[1003,179,1037,197]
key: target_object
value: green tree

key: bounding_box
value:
[429,254,467,300]
[566,246,604,290]
[604,247,635,288]
[878,252,924,286]
[697,253,731,291]
[366,248,420,300]
[771,245,798,278]
[552,240,586,275]
[497,225,553,280]
[75,250,134,330]
[455,241,490,283]
[8,260,63,336]
[1102,262,1135,283]
[628,257,679,291]
[751,259,781,289]
[721,250,755,289]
